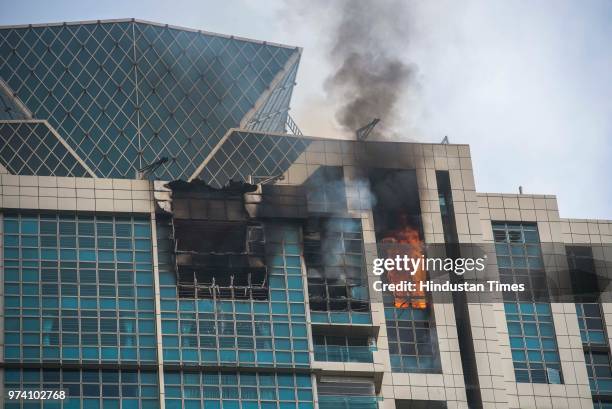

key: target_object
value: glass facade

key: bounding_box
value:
[164,372,313,409]
[4,369,159,409]
[577,303,608,346]
[503,302,561,383]
[0,121,92,177]
[0,20,299,180]
[196,131,311,188]
[492,221,562,384]
[3,213,156,363]
[0,79,29,120]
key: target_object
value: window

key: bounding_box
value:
[164,371,313,409]
[568,247,612,403]
[504,302,562,383]
[313,334,373,363]
[567,245,599,303]
[304,218,369,314]
[492,222,547,302]
[492,222,562,384]
[385,306,440,372]
[3,369,158,408]
[576,303,607,346]
[584,350,612,395]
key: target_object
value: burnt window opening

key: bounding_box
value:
[304,218,369,312]
[368,169,423,238]
[368,169,428,309]
[165,180,269,300]
[305,166,347,214]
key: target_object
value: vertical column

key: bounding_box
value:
[150,206,166,409]
[299,222,316,368]
[0,212,5,408]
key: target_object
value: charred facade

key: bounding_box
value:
[163,180,267,300]
[304,217,370,313]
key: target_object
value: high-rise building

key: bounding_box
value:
[1,19,611,409]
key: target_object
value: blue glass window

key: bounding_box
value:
[493,222,562,384]
[2,213,156,364]
[584,350,612,395]
[3,369,158,408]
[163,371,312,409]
[385,306,441,373]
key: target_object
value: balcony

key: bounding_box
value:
[314,345,373,363]
[313,335,374,363]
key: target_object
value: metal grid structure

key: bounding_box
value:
[0,120,93,177]
[194,131,311,187]
[0,19,300,180]
[245,54,300,134]
[0,78,30,120]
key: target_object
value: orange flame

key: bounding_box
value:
[382,225,427,309]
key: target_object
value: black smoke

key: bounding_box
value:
[324,0,416,138]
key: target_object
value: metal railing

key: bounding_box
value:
[285,114,303,136]
[313,345,373,363]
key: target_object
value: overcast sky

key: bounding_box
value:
[1,0,611,219]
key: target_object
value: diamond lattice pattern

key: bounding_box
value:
[0,121,91,176]
[198,130,310,187]
[0,21,298,179]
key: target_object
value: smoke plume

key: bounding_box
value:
[324,0,416,138]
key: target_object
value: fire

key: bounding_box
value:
[382,224,427,309]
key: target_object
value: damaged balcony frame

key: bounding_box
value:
[164,180,269,301]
